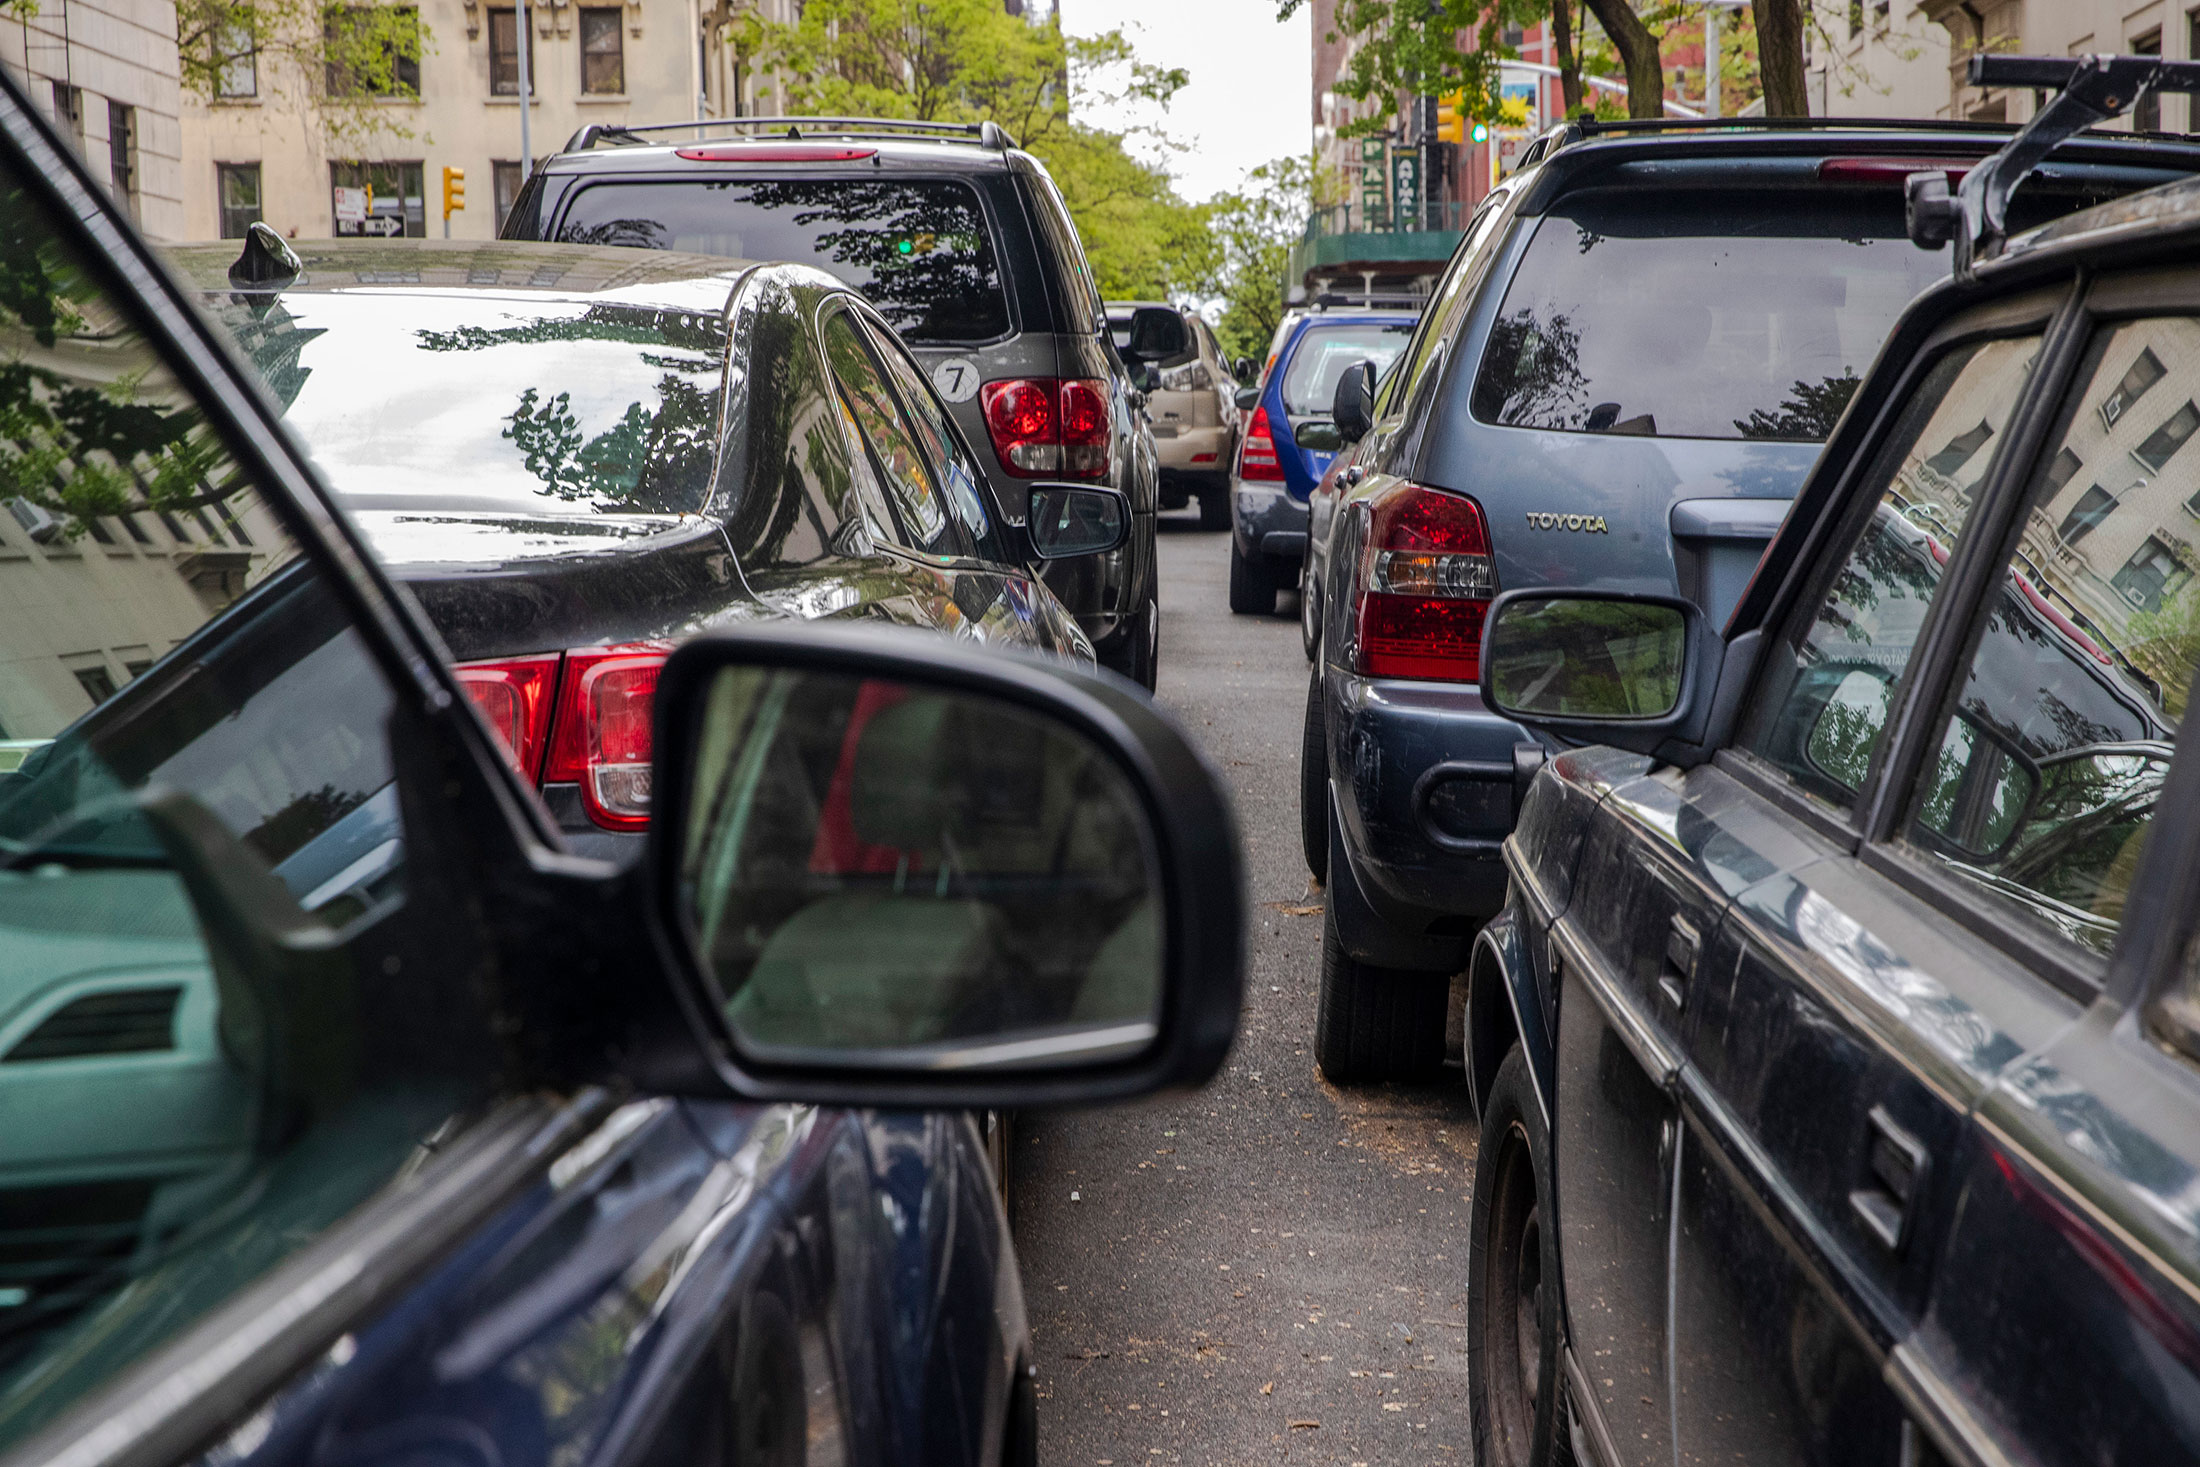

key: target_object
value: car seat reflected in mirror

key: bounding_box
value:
[1484,596,1687,720]
[676,665,1162,1070]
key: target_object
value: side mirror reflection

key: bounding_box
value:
[676,665,1162,1070]
[1028,484,1129,559]
[1484,596,1687,721]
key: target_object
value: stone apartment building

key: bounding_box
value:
[1,0,186,236]
[177,0,797,243]
[1809,0,2195,132]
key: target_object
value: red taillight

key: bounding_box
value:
[1816,156,1973,186]
[542,643,672,830]
[453,654,560,780]
[673,144,878,162]
[978,378,1111,479]
[1350,484,1497,683]
[1238,404,1285,482]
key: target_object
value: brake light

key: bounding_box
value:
[1238,404,1285,482]
[543,643,672,830]
[979,378,1110,479]
[1350,484,1497,682]
[453,654,560,779]
[674,144,877,162]
[1817,156,1973,185]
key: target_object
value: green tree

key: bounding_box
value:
[1277,0,1550,133]
[730,0,1211,300]
[1203,156,1335,364]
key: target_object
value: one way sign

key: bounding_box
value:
[359,216,404,237]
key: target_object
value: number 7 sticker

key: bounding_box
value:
[930,356,980,404]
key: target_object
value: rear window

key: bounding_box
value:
[1281,321,1416,417]
[554,178,1011,344]
[1470,189,1947,441]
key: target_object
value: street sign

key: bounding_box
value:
[359,215,403,237]
[333,186,367,224]
[1390,151,1421,232]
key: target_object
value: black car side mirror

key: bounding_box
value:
[1124,305,1189,363]
[1332,359,1376,444]
[1479,589,1733,764]
[648,624,1243,1109]
[1233,385,1260,411]
[1027,484,1130,559]
[1232,356,1256,385]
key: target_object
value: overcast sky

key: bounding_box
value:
[1058,0,1312,204]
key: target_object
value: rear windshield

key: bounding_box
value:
[1471,190,1948,441]
[207,291,725,517]
[555,178,1011,344]
[1282,321,1416,417]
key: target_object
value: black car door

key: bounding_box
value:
[1661,293,2080,1467]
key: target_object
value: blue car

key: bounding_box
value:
[1226,308,1417,615]
[0,65,1242,1467]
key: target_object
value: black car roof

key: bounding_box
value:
[1509,122,2200,214]
[163,238,762,315]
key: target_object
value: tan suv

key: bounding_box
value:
[1108,302,1243,528]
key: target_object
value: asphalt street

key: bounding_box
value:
[1014,512,1482,1466]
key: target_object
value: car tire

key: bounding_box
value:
[1313,901,1446,1082]
[1198,488,1229,530]
[1228,540,1279,615]
[1102,600,1159,690]
[1298,556,1321,661]
[1300,666,1327,883]
[1469,1047,1575,1467]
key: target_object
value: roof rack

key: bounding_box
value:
[1909,53,2200,276]
[1514,113,2029,170]
[561,115,1020,156]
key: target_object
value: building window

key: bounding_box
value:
[330,159,426,236]
[50,82,83,150]
[2100,347,2166,429]
[325,6,422,98]
[580,7,624,94]
[2042,446,2083,496]
[489,8,534,96]
[214,22,258,97]
[1924,420,1994,478]
[2134,400,2200,474]
[1846,0,1862,36]
[493,159,523,230]
[217,163,262,238]
[2056,484,2116,544]
[2133,30,2163,133]
[73,666,117,705]
[107,101,137,215]
[2115,536,2192,612]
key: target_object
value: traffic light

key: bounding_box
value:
[1470,120,1490,144]
[442,165,465,221]
[1435,92,1466,146]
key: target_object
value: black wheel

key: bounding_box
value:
[1300,667,1327,882]
[1228,540,1279,615]
[1198,488,1229,530]
[1469,1047,1572,1467]
[1101,600,1158,690]
[1299,554,1322,660]
[1313,901,1447,1082]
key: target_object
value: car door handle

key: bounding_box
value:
[1849,1105,1930,1253]
[1659,913,1699,1010]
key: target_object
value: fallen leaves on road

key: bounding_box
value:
[1260,1382,1274,1395]
[1287,1419,1320,1431]
[1261,902,1324,916]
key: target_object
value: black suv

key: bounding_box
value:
[501,118,1168,687]
[1465,56,2200,1467]
[1300,115,2200,1082]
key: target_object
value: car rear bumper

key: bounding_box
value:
[1153,422,1233,478]
[1232,482,1309,564]
[1323,668,1528,950]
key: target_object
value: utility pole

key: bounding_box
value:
[1705,2,1720,118]
[517,0,533,185]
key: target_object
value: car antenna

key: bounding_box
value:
[228,221,301,290]
[1907,52,2200,278]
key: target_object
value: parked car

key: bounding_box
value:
[1228,307,1417,615]
[1463,54,2200,1467]
[499,118,1167,688]
[1300,115,2200,1081]
[0,67,1242,1467]
[161,235,1106,861]
[1106,301,1240,528]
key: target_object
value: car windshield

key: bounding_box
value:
[207,291,726,518]
[1471,189,1949,441]
[1281,321,1416,417]
[554,178,1011,344]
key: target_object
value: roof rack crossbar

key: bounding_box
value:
[1911,53,2200,275]
[561,115,1019,154]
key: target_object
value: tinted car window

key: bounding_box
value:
[858,317,1007,563]
[0,164,494,1444]
[822,311,975,561]
[1029,176,1101,337]
[1905,319,2200,956]
[207,291,726,518]
[1471,189,1948,440]
[555,179,1012,344]
[1281,322,1416,417]
[1739,334,2041,809]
